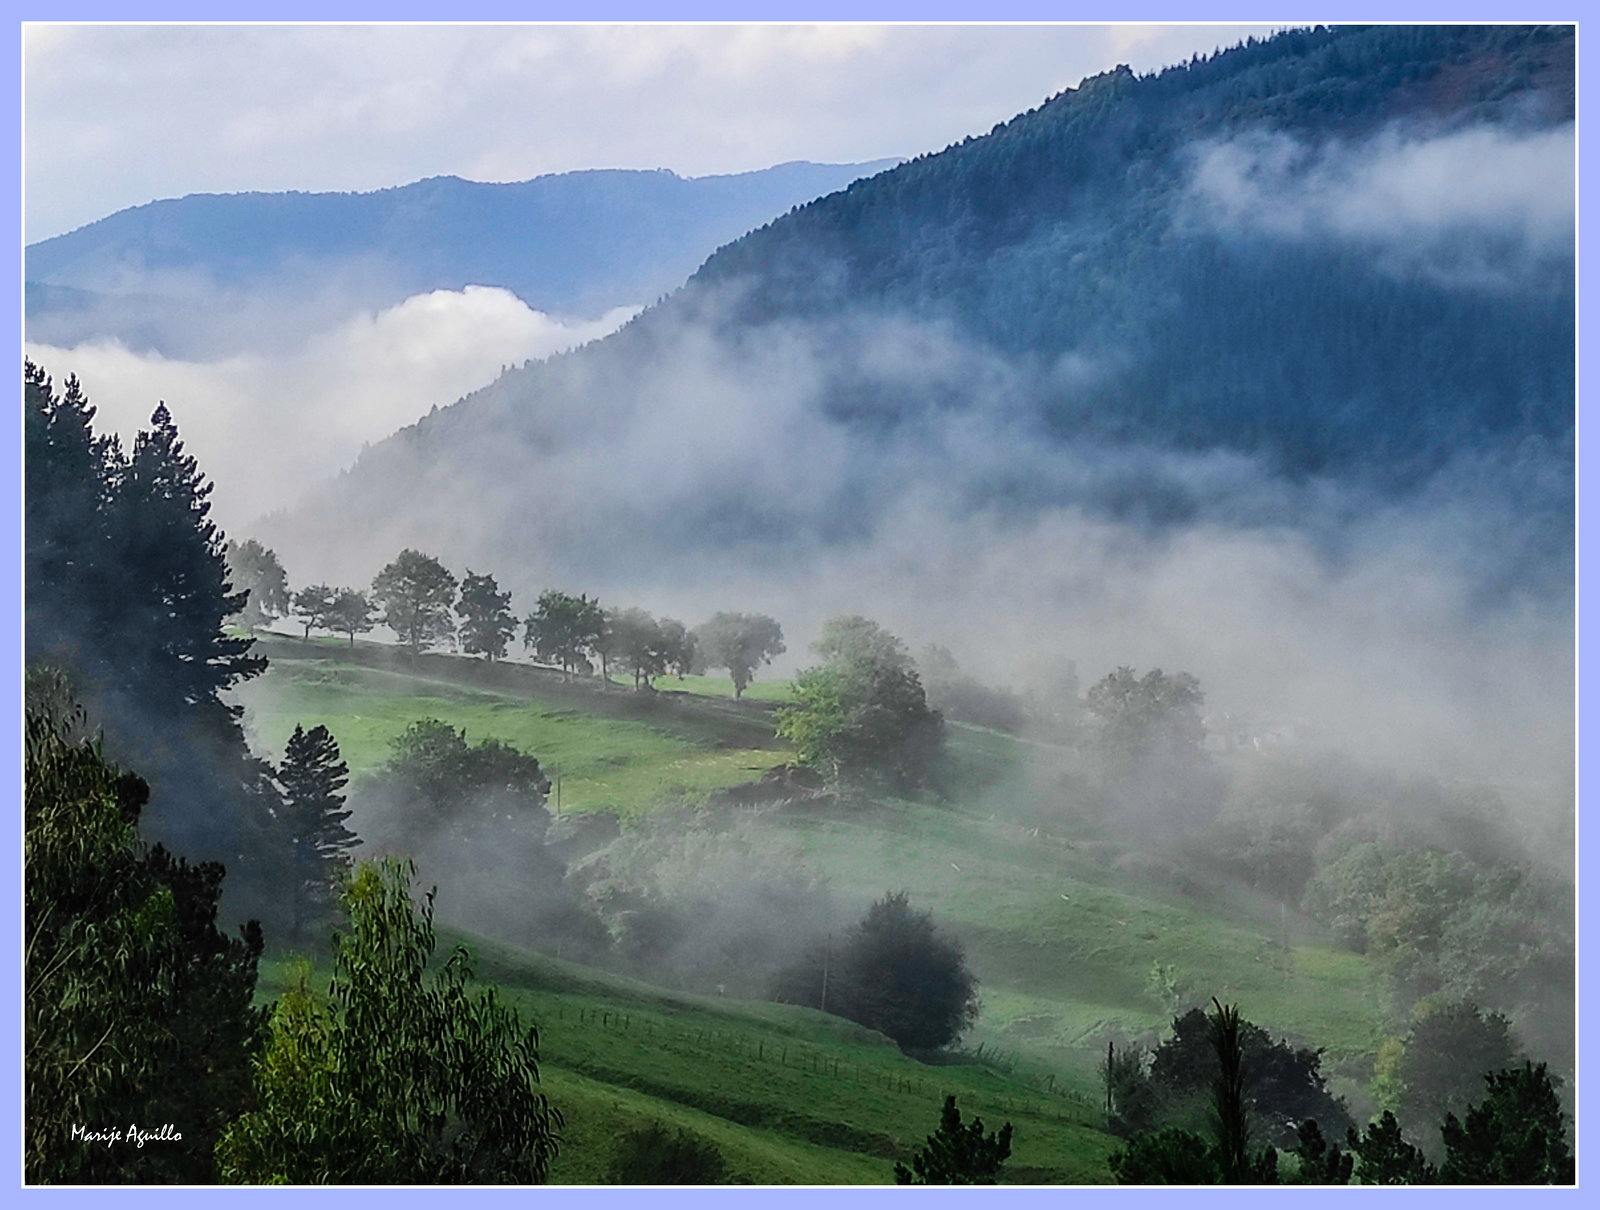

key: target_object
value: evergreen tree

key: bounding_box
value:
[372,549,458,654]
[456,570,517,661]
[894,1095,1013,1184]
[1439,1062,1574,1184]
[1346,1111,1435,1184]
[25,365,279,883]
[101,401,264,715]
[278,724,359,942]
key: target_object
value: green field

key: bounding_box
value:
[234,636,790,815]
[258,934,1119,1184]
[238,636,1388,1183]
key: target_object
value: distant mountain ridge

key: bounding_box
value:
[25,159,899,355]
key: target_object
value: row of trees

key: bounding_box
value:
[230,542,791,697]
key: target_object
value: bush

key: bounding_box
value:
[773,891,977,1052]
[607,1123,729,1184]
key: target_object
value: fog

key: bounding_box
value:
[25,287,639,525]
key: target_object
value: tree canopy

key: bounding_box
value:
[215,860,562,1183]
[25,691,265,1183]
[224,538,289,631]
[371,549,458,654]
[894,1095,1013,1184]
[773,890,977,1052]
[776,616,942,789]
[277,724,358,942]
[523,590,604,680]
[696,612,786,698]
[456,570,516,661]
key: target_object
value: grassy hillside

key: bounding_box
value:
[239,636,1389,1182]
[234,635,789,815]
[259,936,1119,1184]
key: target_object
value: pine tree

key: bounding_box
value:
[893,1095,1012,1184]
[102,402,264,714]
[456,570,516,661]
[278,724,358,942]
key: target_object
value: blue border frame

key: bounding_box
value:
[8,4,1586,1205]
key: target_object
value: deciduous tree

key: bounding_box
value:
[695,611,785,699]
[225,538,289,630]
[372,549,458,654]
[523,590,604,680]
[215,860,562,1183]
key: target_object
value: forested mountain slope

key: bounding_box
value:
[268,25,1571,581]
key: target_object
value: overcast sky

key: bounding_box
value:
[24,22,1283,242]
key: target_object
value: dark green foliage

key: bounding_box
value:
[694,611,785,698]
[224,538,289,630]
[1346,1111,1436,1185]
[776,616,943,790]
[24,362,279,884]
[324,587,375,645]
[456,569,516,660]
[25,697,265,1183]
[277,724,358,942]
[607,1123,729,1185]
[383,717,551,818]
[1397,1002,1519,1137]
[1286,1119,1352,1185]
[523,589,606,680]
[773,891,977,1052]
[1439,1062,1573,1185]
[1109,1128,1219,1184]
[893,1095,1012,1184]
[1150,1005,1351,1149]
[1101,1040,1160,1136]
[291,583,337,638]
[1112,1001,1284,1185]
[371,549,458,653]
[216,860,561,1183]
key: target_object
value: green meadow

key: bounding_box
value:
[239,635,1387,1183]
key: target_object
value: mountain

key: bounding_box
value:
[256,25,1572,784]
[25,159,898,357]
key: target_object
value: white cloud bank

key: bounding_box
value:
[25,287,639,529]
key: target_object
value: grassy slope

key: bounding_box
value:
[233,636,790,815]
[239,636,1386,1182]
[258,938,1117,1184]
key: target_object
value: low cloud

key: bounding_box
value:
[1185,123,1574,287]
[25,287,639,529]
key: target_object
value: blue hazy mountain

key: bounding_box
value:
[25,159,898,356]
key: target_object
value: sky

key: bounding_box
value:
[24,22,1282,242]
